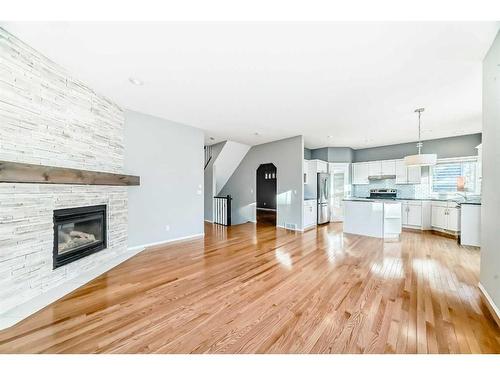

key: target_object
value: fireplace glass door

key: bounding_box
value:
[53,205,107,268]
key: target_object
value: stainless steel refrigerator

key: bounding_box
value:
[317,173,330,224]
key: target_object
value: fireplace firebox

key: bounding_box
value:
[53,205,107,269]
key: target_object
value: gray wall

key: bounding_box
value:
[480,31,500,310]
[310,148,328,162]
[353,133,482,162]
[204,141,226,221]
[310,147,355,162]
[220,136,304,230]
[124,110,204,247]
[304,148,312,160]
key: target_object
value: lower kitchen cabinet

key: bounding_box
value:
[303,199,317,229]
[460,204,481,246]
[431,201,460,232]
[431,205,447,228]
[401,200,431,229]
[406,204,422,226]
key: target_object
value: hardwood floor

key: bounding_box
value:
[0,222,499,353]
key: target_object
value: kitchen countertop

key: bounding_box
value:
[344,197,481,205]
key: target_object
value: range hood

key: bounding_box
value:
[368,174,396,181]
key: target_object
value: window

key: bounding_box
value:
[431,158,478,194]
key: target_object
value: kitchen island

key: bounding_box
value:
[343,198,402,239]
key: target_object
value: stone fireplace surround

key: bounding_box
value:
[0,28,141,328]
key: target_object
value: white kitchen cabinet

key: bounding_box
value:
[431,205,447,229]
[395,159,421,184]
[303,199,317,229]
[368,161,382,176]
[395,160,407,184]
[309,160,328,173]
[401,201,423,228]
[431,201,460,232]
[407,166,421,184]
[460,204,481,247]
[303,160,309,184]
[407,204,422,227]
[381,160,396,175]
[352,162,369,185]
[447,207,460,232]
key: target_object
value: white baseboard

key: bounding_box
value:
[478,282,500,327]
[0,232,204,330]
[204,219,213,223]
[276,224,303,232]
[303,223,317,231]
[127,232,204,252]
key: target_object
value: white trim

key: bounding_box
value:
[478,282,500,325]
[204,219,213,223]
[436,156,478,164]
[127,232,205,252]
[302,223,317,231]
[276,224,303,232]
[0,232,204,330]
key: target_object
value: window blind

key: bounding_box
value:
[431,161,477,193]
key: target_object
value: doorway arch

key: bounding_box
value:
[256,163,277,226]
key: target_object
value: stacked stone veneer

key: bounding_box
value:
[0,28,128,313]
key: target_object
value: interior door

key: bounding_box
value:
[329,163,350,222]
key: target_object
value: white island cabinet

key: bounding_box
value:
[343,199,402,239]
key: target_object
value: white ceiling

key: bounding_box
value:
[3,22,498,149]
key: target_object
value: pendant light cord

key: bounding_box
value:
[415,108,424,155]
[418,110,421,155]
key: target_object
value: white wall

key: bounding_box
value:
[124,110,204,247]
[213,141,251,194]
[204,141,226,221]
[219,136,304,230]
[480,30,500,311]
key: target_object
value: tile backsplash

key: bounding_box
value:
[353,174,431,199]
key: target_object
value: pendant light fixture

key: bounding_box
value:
[404,108,437,167]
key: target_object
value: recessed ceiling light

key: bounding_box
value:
[254,132,260,136]
[209,137,215,141]
[328,135,334,139]
[129,77,144,86]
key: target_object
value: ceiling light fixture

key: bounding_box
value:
[129,77,144,86]
[404,108,437,167]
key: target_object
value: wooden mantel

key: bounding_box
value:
[0,160,140,186]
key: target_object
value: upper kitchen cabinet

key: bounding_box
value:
[381,160,396,175]
[304,159,328,185]
[395,159,421,184]
[352,162,369,185]
[407,166,421,184]
[368,161,382,177]
[352,159,420,185]
[309,159,328,174]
